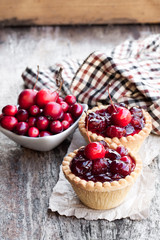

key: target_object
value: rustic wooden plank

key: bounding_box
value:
[0,0,160,26]
[0,25,160,240]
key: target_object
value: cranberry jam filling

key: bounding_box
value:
[70,141,136,183]
[86,104,145,138]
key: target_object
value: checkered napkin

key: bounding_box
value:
[22,34,160,135]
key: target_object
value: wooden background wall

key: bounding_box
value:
[0,0,160,26]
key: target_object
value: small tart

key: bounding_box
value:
[62,143,142,210]
[79,105,152,153]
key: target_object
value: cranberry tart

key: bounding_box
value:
[79,104,152,152]
[62,141,142,210]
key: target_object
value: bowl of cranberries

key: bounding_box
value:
[79,103,152,152]
[0,88,88,151]
[62,140,142,210]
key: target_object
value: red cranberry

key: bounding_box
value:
[44,102,62,120]
[29,105,40,116]
[105,125,126,138]
[36,116,49,130]
[62,120,70,130]
[125,124,136,136]
[16,109,28,122]
[87,113,106,133]
[63,113,73,125]
[116,146,128,157]
[36,89,58,108]
[71,103,83,119]
[28,117,37,127]
[64,95,76,105]
[58,111,64,121]
[15,122,29,135]
[84,142,106,160]
[130,106,143,118]
[18,89,37,109]
[50,120,63,134]
[39,131,52,137]
[60,101,69,112]
[110,160,131,176]
[0,116,18,131]
[2,105,18,116]
[111,107,132,127]
[120,156,132,165]
[70,159,92,176]
[56,97,63,103]
[28,127,39,137]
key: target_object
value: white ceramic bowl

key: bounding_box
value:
[0,104,88,151]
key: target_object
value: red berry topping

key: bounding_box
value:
[36,116,49,130]
[64,95,76,105]
[44,102,62,120]
[110,160,132,177]
[50,120,63,134]
[16,109,29,122]
[28,127,39,137]
[14,122,29,135]
[18,89,37,109]
[29,105,40,116]
[116,146,129,157]
[84,142,106,160]
[111,107,132,127]
[105,125,126,138]
[1,116,18,131]
[2,105,18,116]
[130,106,143,118]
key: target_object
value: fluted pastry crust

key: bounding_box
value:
[78,105,152,153]
[62,143,142,210]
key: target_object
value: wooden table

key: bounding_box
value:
[0,25,160,240]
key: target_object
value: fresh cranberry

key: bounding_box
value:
[28,117,37,127]
[60,101,69,112]
[16,109,28,122]
[44,102,62,120]
[14,122,29,135]
[39,131,52,137]
[116,146,128,157]
[2,105,18,116]
[36,116,49,130]
[62,120,70,130]
[105,125,126,138]
[110,160,131,176]
[130,106,143,118]
[36,89,58,108]
[58,111,64,121]
[111,107,132,127]
[84,142,106,160]
[63,113,73,125]
[50,120,63,134]
[105,149,121,160]
[28,127,39,137]
[18,89,37,109]
[131,116,144,129]
[0,116,18,131]
[29,105,40,116]
[64,95,76,105]
[71,103,83,119]
[92,158,108,175]
[56,97,63,104]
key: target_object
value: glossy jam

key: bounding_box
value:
[86,105,145,138]
[70,141,136,183]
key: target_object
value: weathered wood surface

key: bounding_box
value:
[1,0,160,26]
[0,25,160,240]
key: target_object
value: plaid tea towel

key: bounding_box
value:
[22,34,160,135]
